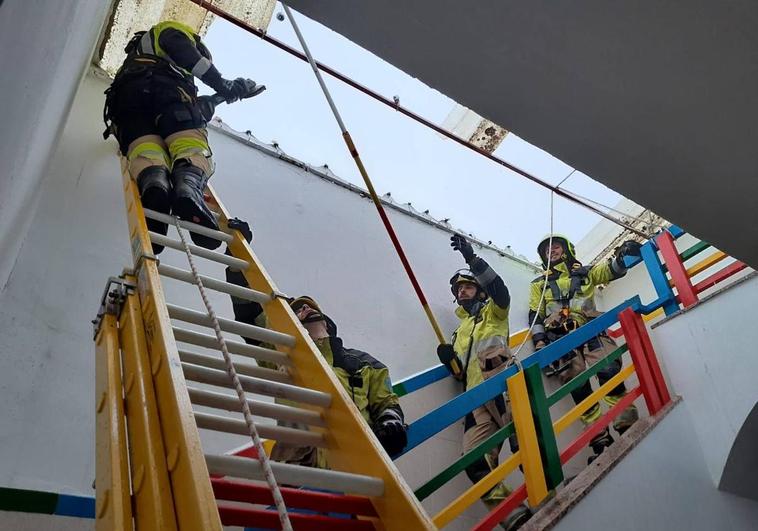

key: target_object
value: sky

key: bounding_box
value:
[201,3,626,261]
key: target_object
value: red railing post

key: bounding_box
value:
[618,308,663,415]
[656,231,699,308]
[629,309,672,407]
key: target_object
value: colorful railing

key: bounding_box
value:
[392,225,750,529]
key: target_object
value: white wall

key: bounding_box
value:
[0,73,541,507]
[553,403,758,531]
[0,0,112,290]
[649,275,758,491]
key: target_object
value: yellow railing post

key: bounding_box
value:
[507,370,549,507]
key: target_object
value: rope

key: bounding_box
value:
[513,192,556,361]
[172,217,293,531]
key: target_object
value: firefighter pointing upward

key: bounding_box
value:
[103,21,262,252]
[437,234,530,531]
[529,234,642,463]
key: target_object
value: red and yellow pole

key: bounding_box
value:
[281,3,446,344]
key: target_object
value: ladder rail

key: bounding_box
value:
[118,280,178,529]
[94,312,132,530]
[121,173,223,530]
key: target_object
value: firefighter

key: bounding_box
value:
[103,21,262,252]
[223,219,407,465]
[529,234,642,463]
[437,234,530,531]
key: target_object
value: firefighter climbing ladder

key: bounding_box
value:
[93,168,434,530]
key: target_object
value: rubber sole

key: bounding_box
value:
[171,194,221,250]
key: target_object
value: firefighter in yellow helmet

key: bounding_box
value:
[222,220,407,466]
[103,21,263,253]
[529,234,642,463]
[437,234,530,531]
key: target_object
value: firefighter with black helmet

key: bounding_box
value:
[529,234,642,463]
[437,234,530,531]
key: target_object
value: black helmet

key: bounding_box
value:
[449,270,486,301]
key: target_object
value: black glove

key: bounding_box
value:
[373,408,407,458]
[213,77,252,103]
[614,240,642,267]
[451,234,475,262]
[437,343,463,379]
[228,217,253,243]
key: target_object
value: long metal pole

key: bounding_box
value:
[191,0,648,237]
[280,3,446,344]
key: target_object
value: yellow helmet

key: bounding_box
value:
[537,234,576,268]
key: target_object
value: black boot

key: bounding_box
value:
[137,166,171,254]
[501,504,531,530]
[587,428,614,464]
[170,160,221,249]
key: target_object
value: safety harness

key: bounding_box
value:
[102,33,197,140]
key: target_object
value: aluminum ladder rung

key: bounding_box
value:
[159,264,272,304]
[149,232,249,270]
[167,303,295,348]
[205,454,385,497]
[187,387,325,427]
[172,327,292,367]
[143,208,232,242]
[195,411,326,447]
[178,349,291,384]
[182,363,331,407]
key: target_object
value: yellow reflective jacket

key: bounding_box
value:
[451,256,513,390]
[528,258,625,342]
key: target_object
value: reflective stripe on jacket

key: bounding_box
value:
[452,257,512,390]
[134,21,219,83]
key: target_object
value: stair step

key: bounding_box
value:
[182,363,331,407]
[173,326,292,367]
[211,477,377,516]
[168,303,295,347]
[195,411,326,447]
[188,387,325,427]
[159,263,272,304]
[179,349,291,383]
[205,454,384,497]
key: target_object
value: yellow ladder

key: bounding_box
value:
[93,169,434,530]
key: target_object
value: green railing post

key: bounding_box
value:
[524,364,563,490]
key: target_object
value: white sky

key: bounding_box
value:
[201,5,626,261]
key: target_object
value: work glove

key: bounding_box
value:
[614,240,642,267]
[227,217,253,243]
[214,77,256,103]
[437,343,463,379]
[373,409,408,458]
[451,234,475,262]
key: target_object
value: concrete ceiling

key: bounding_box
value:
[286,1,758,267]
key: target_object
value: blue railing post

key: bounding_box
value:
[641,241,680,316]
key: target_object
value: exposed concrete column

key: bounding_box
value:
[0,0,112,289]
